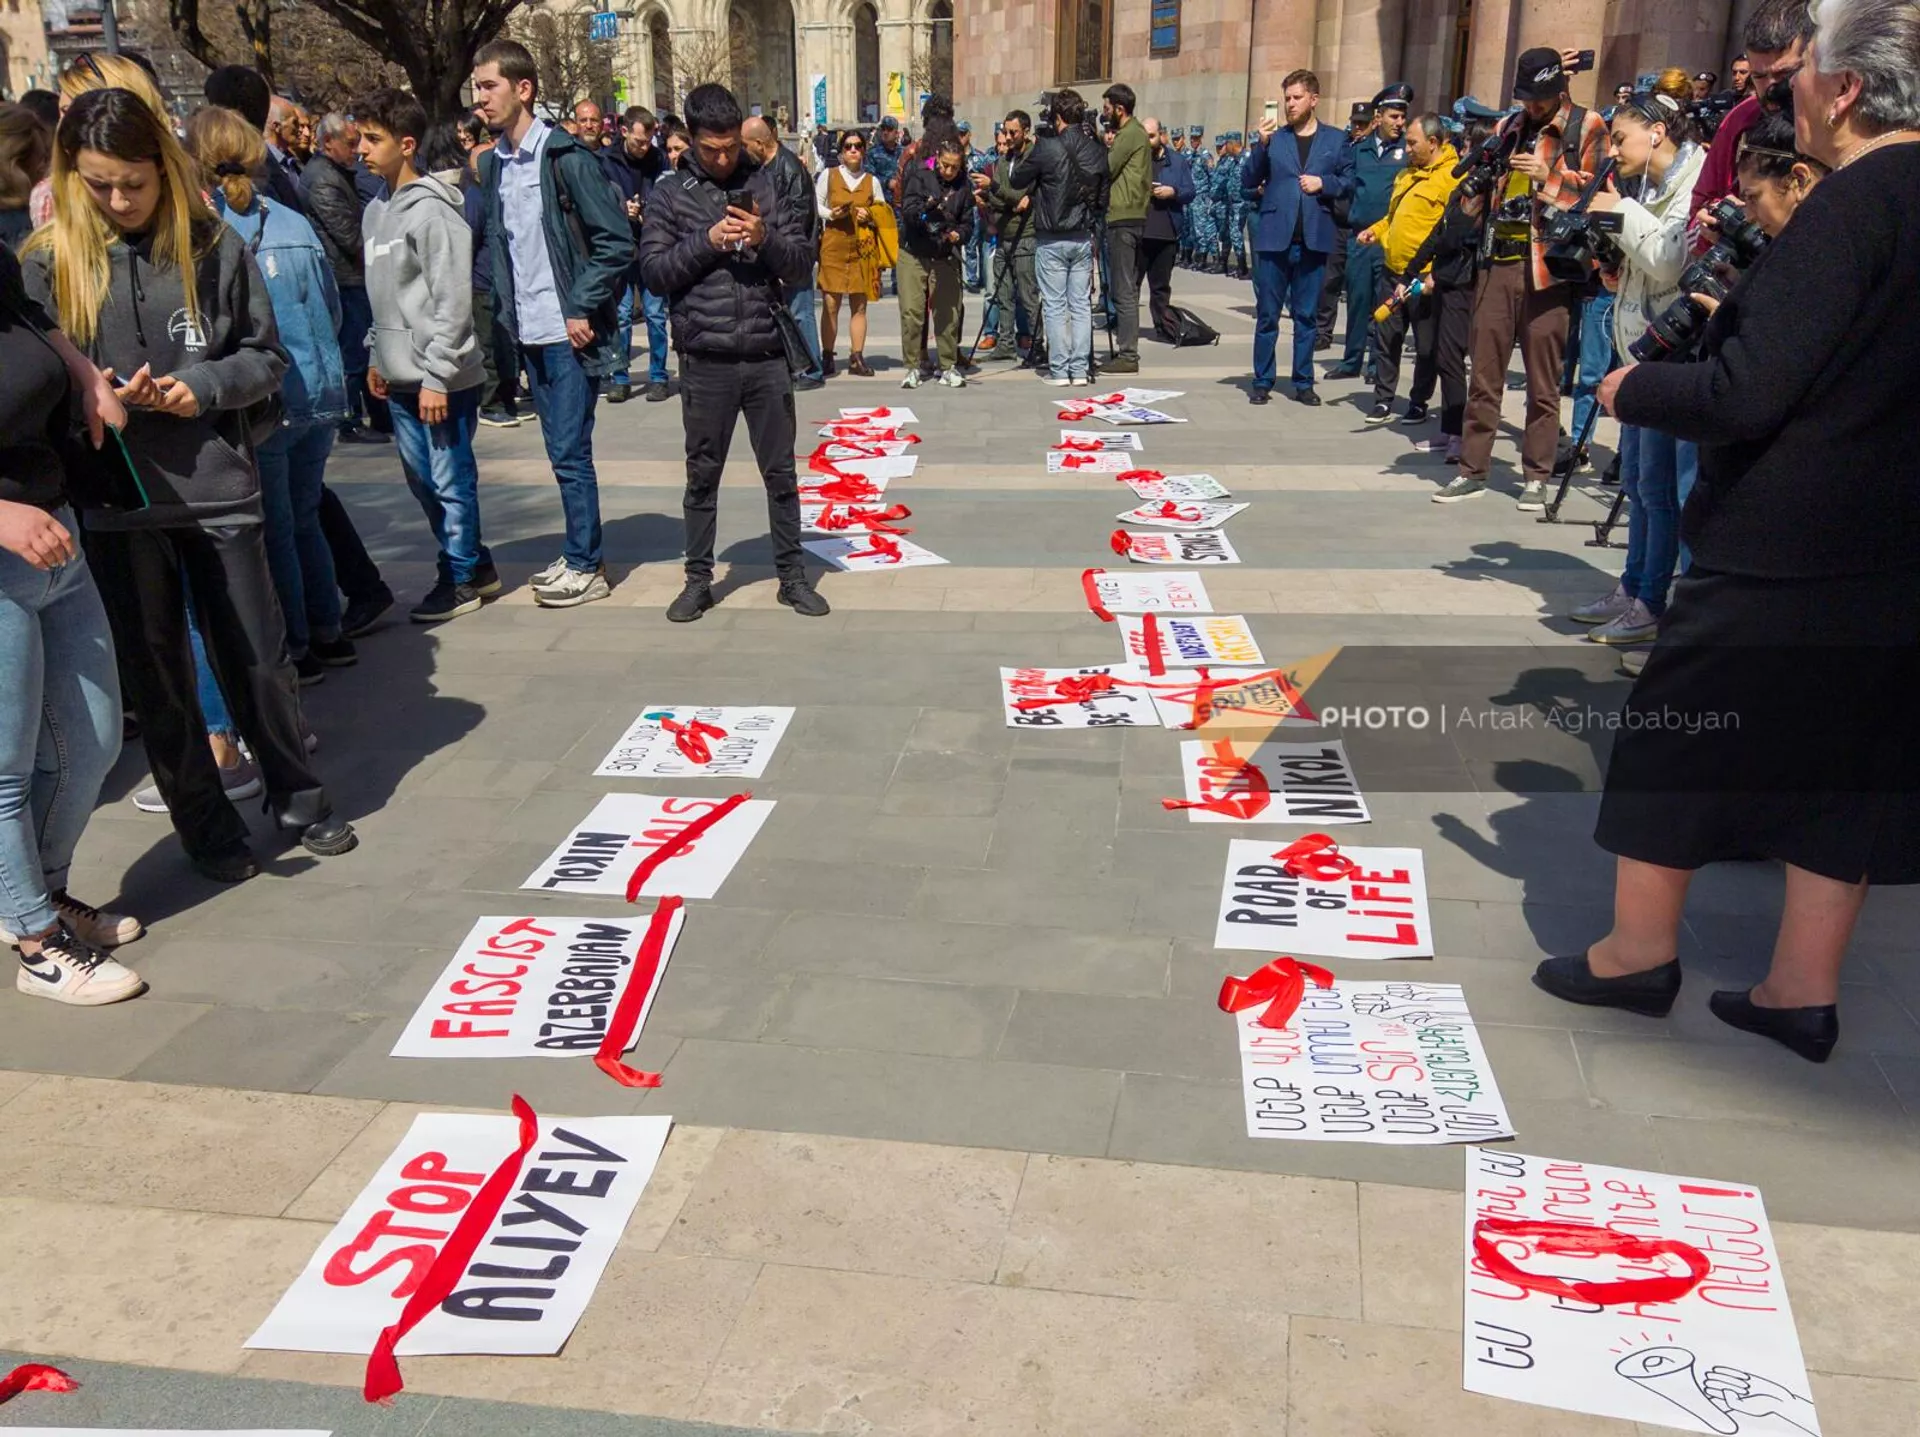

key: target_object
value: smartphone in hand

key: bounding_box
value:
[725,189,759,215]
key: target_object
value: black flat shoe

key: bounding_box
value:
[1532,953,1681,1017]
[190,840,259,884]
[300,815,359,857]
[1709,989,1838,1063]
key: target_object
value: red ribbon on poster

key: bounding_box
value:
[1146,500,1201,521]
[364,1094,539,1403]
[624,791,752,902]
[1273,833,1359,882]
[0,1363,79,1406]
[1114,468,1166,485]
[1056,452,1101,469]
[1080,568,1115,622]
[1472,1218,1713,1307]
[657,715,727,764]
[846,533,905,563]
[1012,673,1120,709]
[1056,402,1099,421]
[1053,438,1105,453]
[594,895,683,1088]
[1109,529,1139,556]
[1090,391,1126,405]
[816,503,912,535]
[804,474,886,504]
[1218,956,1335,1029]
[1163,736,1273,819]
[1139,611,1167,678]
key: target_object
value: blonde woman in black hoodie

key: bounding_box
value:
[23,88,356,880]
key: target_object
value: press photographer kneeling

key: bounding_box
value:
[1532,0,1920,1065]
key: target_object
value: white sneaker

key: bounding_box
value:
[1516,480,1548,512]
[1570,584,1633,626]
[900,369,924,389]
[530,556,569,587]
[940,369,966,388]
[533,566,612,609]
[52,890,143,948]
[132,749,260,813]
[14,923,145,1006]
[1040,375,1073,388]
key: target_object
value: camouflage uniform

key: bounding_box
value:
[1225,133,1254,278]
[1210,141,1245,274]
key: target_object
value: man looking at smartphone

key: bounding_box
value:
[639,83,829,621]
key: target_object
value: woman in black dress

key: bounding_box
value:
[1533,0,1920,1062]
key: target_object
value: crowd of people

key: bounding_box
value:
[1,0,1917,1064]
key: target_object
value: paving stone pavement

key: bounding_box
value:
[3,270,1918,1434]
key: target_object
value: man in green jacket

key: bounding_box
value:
[1102,83,1149,373]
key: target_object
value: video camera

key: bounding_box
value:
[1540,157,1621,284]
[1629,198,1770,361]
[1452,123,1523,200]
[1688,91,1738,141]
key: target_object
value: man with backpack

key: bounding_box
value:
[1138,117,1199,343]
[1009,89,1107,386]
[470,39,634,608]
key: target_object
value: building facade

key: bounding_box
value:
[955,0,1754,137]
[2,0,52,98]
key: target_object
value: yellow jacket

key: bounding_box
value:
[1368,143,1461,276]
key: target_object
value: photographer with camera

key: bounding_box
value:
[1357,113,1459,426]
[977,112,1042,362]
[897,137,974,388]
[1563,93,1705,645]
[1437,47,1609,506]
[1691,0,1816,220]
[1536,0,1920,1065]
[1010,88,1109,386]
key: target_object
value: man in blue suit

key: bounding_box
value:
[1241,69,1354,406]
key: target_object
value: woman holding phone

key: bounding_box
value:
[814,128,888,376]
[22,88,357,881]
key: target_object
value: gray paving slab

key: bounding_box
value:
[764,972,1020,1059]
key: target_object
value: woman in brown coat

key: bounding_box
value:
[813,129,889,376]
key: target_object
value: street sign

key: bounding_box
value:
[589,11,618,42]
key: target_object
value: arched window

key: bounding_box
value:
[928,0,952,99]
[648,10,674,113]
[854,3,880,123]
[1055,0,1110,85]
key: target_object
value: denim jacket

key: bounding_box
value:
[214,192,350,427]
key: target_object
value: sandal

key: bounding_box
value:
[849,353,874,378]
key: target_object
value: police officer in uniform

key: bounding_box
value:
[1316,100,1375,349]
[1210,133,1244,275]
[1183,125,1210,266]
[1326,84,1411,380]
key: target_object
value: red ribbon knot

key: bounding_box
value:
[658,715,727,765]
[818,503,912,535]
[0,1364,80,1406]
[1272,833,1359,882]
[1013,673,1120,709]
[1218,956,1335,1028]
[1116,468,1166,485]
[1163,737,1273,819]
[847,533,905,563]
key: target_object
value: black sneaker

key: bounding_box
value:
[469,561,503,598]
[1364,402,1395,426]
[478,404,520,428]
[411,581,484,623]
[646,381,671,403]
[295,652,326,686]
[793,375,826,391]
[311,636,358,668]
[778,577,831,617]
[667,580,714,623]
[1292,388,1323,407]
[190,839,260,884]
[341,585,395,638]
[1399,402,1431,425]
[607,380,633,404]
[300,815,359,857]
[1248,387,1271,406]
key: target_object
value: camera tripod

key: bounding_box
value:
[1538,399,1627,548]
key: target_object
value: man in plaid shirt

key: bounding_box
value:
[1435,47,1610,509]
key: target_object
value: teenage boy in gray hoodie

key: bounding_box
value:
[356,88,497,623]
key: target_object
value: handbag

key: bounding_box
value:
[773,298,814,379]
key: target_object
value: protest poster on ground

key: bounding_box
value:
[838,406,918,422]
[391,911,682,1062]
[801,501,913,537]
[1152,651,1337,732]
[1047,449,1134,473]
[800,474,892,505]
[1215,840,1432,957]
[247,1111,672,1359]
[1116,500,1248,529]
[1000,665,1160,728]
[594,705,793,779]
[822,455,918,482]
[1059,429,1144,451]
[1114,529,1242,565]
[821,439,915,457]
[524,793,773,900]
[1177,738,1368,823]
[1463,1148,1818,1435]
[1089,388,1184,406]
[802,536,949,571]
[1084,569,1213,615]
[816,425,913,443]
[1124,473,1232,502]
[1101,405,1187,425]
[1118,613,1265,669]
[1236,980,1513,1143]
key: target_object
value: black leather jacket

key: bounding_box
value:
[296,155,366,287]
[1008,124,1109,238]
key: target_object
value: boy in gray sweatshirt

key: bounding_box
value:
[357,88,497,622]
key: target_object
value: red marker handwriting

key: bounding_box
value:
[1473,1218,1712,1307]
[1218,956,1335,1028]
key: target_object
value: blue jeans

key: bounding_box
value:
[641,287,669,384]
[613,286,635,386]
[1252,244,1327,392]
[188,597,232,735]
[337,284,373,424]
[1035,237,1093,381]
[1569,291,1616,442]
[521,342,603,573]
[1619,424,1695,616]
[255,421,342,656]
[963,212,985,289]
[390,386,492,586]
[1676,438,1699,573]
[788,284,823,382]
[0,517,122,935]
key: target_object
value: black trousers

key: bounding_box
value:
[1142,236,1179,336]
[1315,228,1349,342]
[317,484,384,603]
[1108,222,1144,361]
[1431,285,1473,434]
[1370,269,1440,406]
[86,522,330,858]
[679,354,802,581]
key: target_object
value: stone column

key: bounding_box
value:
[878,0,919,118]
[1514,0,1604,107]
[1463,0,1517,107]
[1247,0,1316,131]
[797,19,840,125]
[1333,0,1406,113]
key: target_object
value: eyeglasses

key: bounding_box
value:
[842,141,865,151]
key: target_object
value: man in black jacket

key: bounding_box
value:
[618,106,673,401]
[743,115,824,390]
[638,84,829,621]
[301,111,387,443]
[1009,88,1107,385]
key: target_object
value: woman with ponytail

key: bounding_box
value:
[22,88,358,880]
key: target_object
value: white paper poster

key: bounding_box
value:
[1088,570,1213,614]
[1116,500,1248,529]
[1150,667,1321,731]
[524,793,773,900]
[816,424,911,442]
[1091,387,1184,406]
[1118,613,1265,668]
[1124,472,1232,502]
[802,536,949,571]
[1177,739,1368,823]
[1000,665,1160,729]
[1238,981,1513,1143]
[1215,840,1433,957]
[1060,428,1143,451]
[391,912,682,1060]
[817,455,917,481]
[822,439,915,457]
[1102,404,1186,425]
[801,473,891,501]
[1116,529,1242,565]
[1047,449,1134,473]
[1463,1149,1818,1435]
[247,1113,671,1357]
[801,501,911,536]
[838,406,918,422]
[594,705,793,779]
